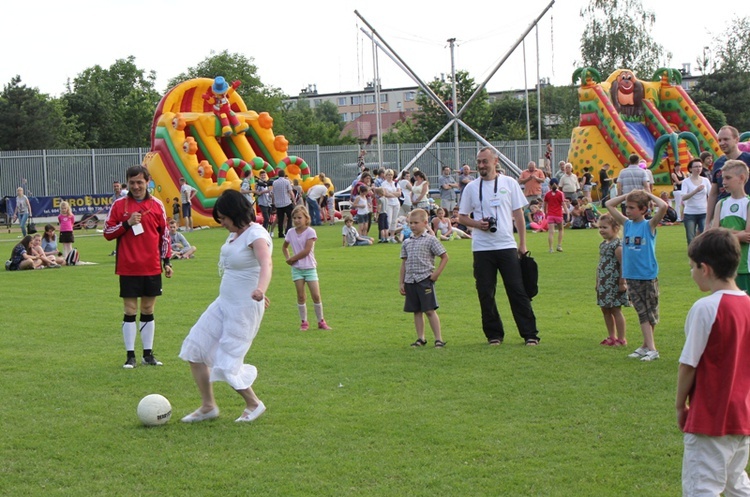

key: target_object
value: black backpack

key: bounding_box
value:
[519,251,539,299]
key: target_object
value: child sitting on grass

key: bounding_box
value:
[677,228,750,495]
[169,220,197,259]
[341,214,373,246]
[399,209,448,348]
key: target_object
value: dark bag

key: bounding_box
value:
[27,218,37,234]
[519,251,539,299]
[65,249,79,266]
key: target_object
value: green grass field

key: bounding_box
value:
[0,221,704,496]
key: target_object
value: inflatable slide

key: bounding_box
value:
[567,68,723,195]
[143,77,322,227]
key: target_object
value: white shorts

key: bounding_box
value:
[683,433,750,496]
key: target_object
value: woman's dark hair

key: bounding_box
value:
[43,224,55,242]
[213,189,255,227]
[16,235,32,253]
[413,170,427,181]
[687,158,703,169]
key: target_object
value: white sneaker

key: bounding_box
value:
[640,350,660,362]
[628,346,649,358]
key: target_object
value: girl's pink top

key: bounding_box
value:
[59,214,75,232]
[284,227,317,269]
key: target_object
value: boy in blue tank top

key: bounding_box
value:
[710,159,750,293]
[606,189,668,362]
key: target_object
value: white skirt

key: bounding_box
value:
[179,297,264,390]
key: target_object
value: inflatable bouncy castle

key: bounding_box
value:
[567,67,724,197]
[143,77,327,227]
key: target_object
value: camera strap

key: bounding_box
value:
[478,175,498,219]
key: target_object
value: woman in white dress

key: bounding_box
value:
[180,190,273,423]
[411,170,430,210]
[398,170,412,217]
[381,169,402,242]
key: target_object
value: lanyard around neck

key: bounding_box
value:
[478,176,498,219]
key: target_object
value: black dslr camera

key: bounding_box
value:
[484,216,497,233]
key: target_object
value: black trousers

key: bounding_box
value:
[473,249,540,343]
[276,204,294,238]
[259,204,272,231]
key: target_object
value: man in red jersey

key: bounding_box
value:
[104,165,173,369]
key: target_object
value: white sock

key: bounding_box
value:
[298,304,308,322]
[140,319,155,350]
[123,321,136,351]
[314,302,324,322]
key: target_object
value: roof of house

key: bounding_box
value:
[340,110,414,142]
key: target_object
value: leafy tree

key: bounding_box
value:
[0,76,83,151]
[381,118,424,144]
[485,95,537,141]
[692,73,750,132]
[63,56,160,148]
[578,0,670,79]
[693,100,726,132]
[278,99,356,146]
[167,50,284,116]
[691,17,750,132]
[403,70,490,143]
[540,84,580,139]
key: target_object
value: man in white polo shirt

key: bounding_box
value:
[458,147,541,346]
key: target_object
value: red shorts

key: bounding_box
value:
[547,215,564,225]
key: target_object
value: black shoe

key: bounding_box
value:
[123,356,136,369]
[142,355,163,366]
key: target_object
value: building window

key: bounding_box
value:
[351,96,362,105]
[340,113,348,122]
[380,94,388,103]
[405,91,416,101]
[397,101,402,109]
[351,112,361,120]
[313,99,322,106]
[364,95,375,104]
[337,97,346,106]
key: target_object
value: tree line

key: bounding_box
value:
[1,1,749,151]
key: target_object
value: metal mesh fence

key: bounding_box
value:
[0,140,571,198]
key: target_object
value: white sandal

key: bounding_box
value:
[180,406,219,423]
[235,402,266,423]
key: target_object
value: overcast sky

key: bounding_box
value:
[3,0,744,98]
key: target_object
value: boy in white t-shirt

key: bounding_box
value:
[677,228,750,495]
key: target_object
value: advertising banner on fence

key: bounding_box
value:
[4,194,114,218]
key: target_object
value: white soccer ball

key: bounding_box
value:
[137,394,172,426]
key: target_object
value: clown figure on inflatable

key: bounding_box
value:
[203,76,250,136]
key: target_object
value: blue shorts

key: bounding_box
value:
[182,203,192,218]
[292,267,319,282]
